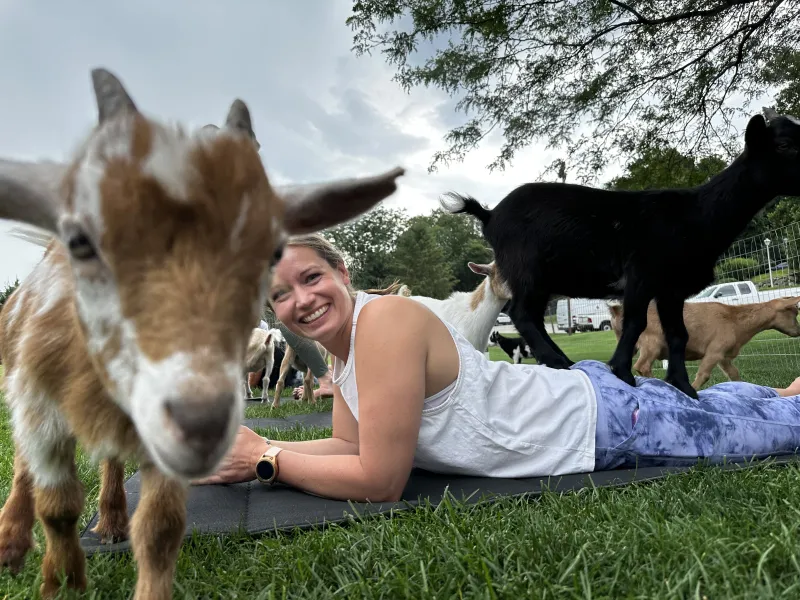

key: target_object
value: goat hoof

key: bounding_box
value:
[542,356,572,370]
[91,519,129,544]
[40,575,87,600]
[610,365,636,388]
[0,523,33,575]
[0,542,31,575]
[666,376,699,400]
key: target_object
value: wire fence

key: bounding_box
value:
[531,220,800,380]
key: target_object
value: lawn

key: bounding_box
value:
[491,329,800,389]
[3,336,800,598]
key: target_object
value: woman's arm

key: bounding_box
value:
[192,385,361,485]
[264,385,360,454]
[275,297,428,502]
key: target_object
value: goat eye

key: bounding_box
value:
[67,232,98,261]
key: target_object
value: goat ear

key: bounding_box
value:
[91,68,139,124]
[0,159,67,234]
[468,262,493,276]
[224,99,260,151]
[278,167,405,234]
[745,113,771,152]
[763,106,780,123]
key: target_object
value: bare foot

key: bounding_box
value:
[294,369,334,400]
[777,376,800,397]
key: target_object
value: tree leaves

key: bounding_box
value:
[348,0,797,182]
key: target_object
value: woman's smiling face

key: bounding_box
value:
[269,244,353,343]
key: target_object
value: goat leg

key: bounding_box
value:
[690,353,721,391]
[608,286,651,388]
[718,358,741,382]
[129,462,187,600]
[509,295,573,369]
[303,368,315,404]
[260,373,269,402]
[633,352,654,378]
[271,346,295,408]
[654,295,698,399]
[90,458,129,544]
[33,437,88,599]
[0,453,36,575]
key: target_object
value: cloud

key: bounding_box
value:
[0,0,576,287]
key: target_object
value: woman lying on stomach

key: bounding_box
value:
[194,233,800,502]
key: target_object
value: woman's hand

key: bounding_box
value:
[191,425,268,485]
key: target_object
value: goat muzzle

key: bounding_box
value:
[162,393,235,457]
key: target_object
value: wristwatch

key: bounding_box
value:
[255,445,283,484]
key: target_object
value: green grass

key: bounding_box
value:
[493,329,800,388]
[3,339,800,598]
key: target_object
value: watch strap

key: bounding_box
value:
[264,445,283,459]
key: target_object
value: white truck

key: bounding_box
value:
[688,280,800,305]
[556,280,800,334]
[557,298,614,332]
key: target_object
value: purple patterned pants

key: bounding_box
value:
[572,360,800,470]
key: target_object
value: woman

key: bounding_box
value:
[195,234,800,501]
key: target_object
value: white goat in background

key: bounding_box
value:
[409,261,512,352]
[243,328,277,401]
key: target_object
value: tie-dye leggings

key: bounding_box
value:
[571,360,800,470]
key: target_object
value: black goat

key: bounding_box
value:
[442,108,800,399]
[490,331,533,364]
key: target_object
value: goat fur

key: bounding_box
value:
[608,296,800,390]
[243,328,277,401]
[409,262,512,352]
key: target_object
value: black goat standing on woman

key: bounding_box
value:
[443,108,800,399]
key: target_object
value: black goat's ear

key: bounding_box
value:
[745,113,770,152]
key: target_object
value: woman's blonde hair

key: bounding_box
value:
[284,233,404,297]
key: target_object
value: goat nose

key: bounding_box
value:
[163,393,234,448]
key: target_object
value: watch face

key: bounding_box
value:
[256,459,276,482]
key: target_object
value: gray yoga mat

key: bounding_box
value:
[238,410,333,430]
[78,418,800,556]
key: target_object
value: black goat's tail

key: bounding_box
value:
[439,192,492,226]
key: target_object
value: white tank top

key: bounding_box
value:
[332,292,598,478]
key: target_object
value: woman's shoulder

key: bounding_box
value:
[359,293,426,319]
[356,293,431,335]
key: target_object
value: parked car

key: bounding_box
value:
[495,312,512,325]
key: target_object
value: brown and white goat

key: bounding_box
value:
[608,296,800,390]
[0,68,404,600]
[408,262,513,352]
[244,328,276,401]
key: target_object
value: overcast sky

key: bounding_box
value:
[0,0,584,286]
[0,0,762,288]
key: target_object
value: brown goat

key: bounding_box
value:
[608,296,800,390]
[0,68,404,599]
